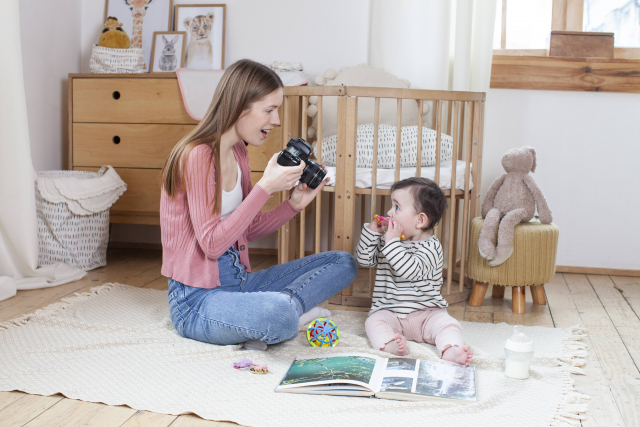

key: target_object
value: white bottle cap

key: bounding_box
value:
[505,325,534,353]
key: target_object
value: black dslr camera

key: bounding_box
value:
[277,138,327,189]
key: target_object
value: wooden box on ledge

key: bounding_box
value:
[549,31,614,58]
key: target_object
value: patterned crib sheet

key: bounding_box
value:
[313,123,453,168]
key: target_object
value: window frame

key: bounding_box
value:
[490,0,640,93]
[493,0,640,58]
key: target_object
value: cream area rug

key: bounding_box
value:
[0,283,590,427]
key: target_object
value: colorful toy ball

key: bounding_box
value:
[306,318,340,347]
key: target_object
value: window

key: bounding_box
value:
[494,0,553,49]
[583,0,640,47]
[493,0,640,57]
[491,0,640,93]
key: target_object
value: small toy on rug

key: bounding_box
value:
[98,17,131,49]
[307,318,340,347]
[478,146,552,266]
[250,364,269,374]
[233,356,269,374]
[374,215,405,240]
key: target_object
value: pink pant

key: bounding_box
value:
[365,308,464,356]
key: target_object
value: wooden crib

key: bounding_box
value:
[276,85,486,307]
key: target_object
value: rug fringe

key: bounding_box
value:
[0,283,118,331]
[551,324,591,427]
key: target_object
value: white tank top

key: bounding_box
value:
[220,162,242,219]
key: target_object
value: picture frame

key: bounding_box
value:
[174,4,226,70]
[104,0,173,71]
[149,31,187,72]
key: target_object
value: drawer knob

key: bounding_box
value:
[112,91,121,100]
[112,136,121,144]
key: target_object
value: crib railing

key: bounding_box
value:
[279,86,485,306]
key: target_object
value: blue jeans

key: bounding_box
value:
[168,247,358,346]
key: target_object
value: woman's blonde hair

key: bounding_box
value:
[161,59,283,215]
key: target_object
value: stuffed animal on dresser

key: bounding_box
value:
[478,146,553,266]
[98,17,131,49]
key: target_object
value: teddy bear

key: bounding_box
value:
[98,17,131,49]
[478,146,553,266]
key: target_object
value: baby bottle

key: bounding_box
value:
[504,326,534,379]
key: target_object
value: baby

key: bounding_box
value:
[355,177,473,366]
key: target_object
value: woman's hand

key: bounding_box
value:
[288,164,330,210]
[385,219,403,241]
[257,153,305,195]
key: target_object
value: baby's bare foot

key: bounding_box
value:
[395,334,408,356]
[382,334,409,356]
[442,345,473,366]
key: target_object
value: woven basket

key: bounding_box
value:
[36,170,110,271]
[90,45,145,74]
[467,217,559,287]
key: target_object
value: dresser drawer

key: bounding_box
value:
[73,123,195,168]
[72,78,198,124]
[74,167,161,215]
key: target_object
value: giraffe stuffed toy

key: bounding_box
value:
[123,0,155,68]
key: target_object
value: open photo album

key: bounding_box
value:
[275,352,476,404]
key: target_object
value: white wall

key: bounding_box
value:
[483,89,640,270]
[79,0,372,246]
[20,0,82,171]
[80,0,371,77]
[21,2,640,269]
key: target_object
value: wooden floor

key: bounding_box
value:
[0,248,638,427]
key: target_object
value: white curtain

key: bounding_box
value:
[369,0,497,92]
[0,0,86,302]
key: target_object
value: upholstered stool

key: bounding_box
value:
[467,217,559,313]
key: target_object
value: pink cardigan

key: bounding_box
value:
[160,141,300,288]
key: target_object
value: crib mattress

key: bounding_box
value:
[324,160,472,190]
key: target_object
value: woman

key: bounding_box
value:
[161,59,358,350]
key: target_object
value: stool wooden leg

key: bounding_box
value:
[469,282,489,306]
[491,285,505,299]
[531,285,547,305]
[512,286,526,313]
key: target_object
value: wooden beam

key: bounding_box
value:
[551,0,567,31]
[491,55,640,93]
[345,87,486,102]
[566,0,584,31]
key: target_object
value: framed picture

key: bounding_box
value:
[104,0,173,71]
[174,4,226,70]
[149,31,187,72]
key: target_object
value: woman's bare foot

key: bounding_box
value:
[442,345,473,366]
[382,334,409,356]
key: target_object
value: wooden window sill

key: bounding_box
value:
[490,55,640,93]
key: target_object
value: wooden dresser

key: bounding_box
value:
[68,73,282,225]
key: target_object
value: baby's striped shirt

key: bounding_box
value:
[355,225,447,317]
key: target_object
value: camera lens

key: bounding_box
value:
[300,159,326,189]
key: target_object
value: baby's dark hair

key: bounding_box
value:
[391,177,447,231]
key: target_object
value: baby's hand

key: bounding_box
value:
[385,219,403,241]
[367,219,383,233]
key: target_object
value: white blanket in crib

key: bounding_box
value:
[325,160,472,190]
